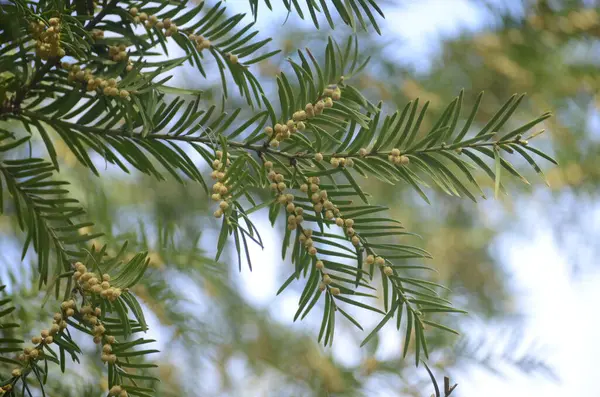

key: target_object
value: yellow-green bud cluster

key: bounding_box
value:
[265,88,342,145]
[73,262,121,301]
[63,64,130,99]
[365,254,392,275]
[132,8,178,36]
[16,299,68,365]
[211,151,231,218]
[323,84,342,101]
[330,157,354,168]
[108,43,128,62]
[91,29,104,40]
[30,18,65,60]
[188,34,211,51]
[388,148,409,165]
[298,229,317,256]
[266,167,303,229]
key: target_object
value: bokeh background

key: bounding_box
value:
[2,0,600,396]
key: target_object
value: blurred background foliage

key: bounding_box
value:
[1,0,597,396]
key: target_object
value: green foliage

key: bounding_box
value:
[0,0,558,395]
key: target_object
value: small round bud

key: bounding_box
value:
[29,349,39,358]
[316,260,324,270]
[375,257,385,266]
[40,329,49,338]
[344,219,354,227]
[50,324,60,335]
[295,215,304,224]
[264,161,273,169]
[129,7,138,16]
[11,368,21,377]
[214,209,223,218]
[296,121,306,131]
[120,391,128,397]
[330,158,340,168]
[32,336,42,344]
[44,336,53,344]
[383,266,394,276]
[277,182,286,191]
[73,271,82,280]
[286,203,295,213]
[265,126,274,136]
[300,184,309,192]
[163,18,172,29]
[75,262,86,273]
[365,255,375,265]
[305,103,314,117]
[95,307,102,316]
[335,218,344,227]
[345,158,354,167]
[318,282,326,291]
[322,274,332,284]
[119,90,129,99]
[211,193,221,201]
[53,313,62,322]
[270,140,280,148]
[313,203,323,213]
[101,281,110,290]
[219,201,229,210]
[65,308,75,317]
[351,236,360,246]
[93,336,102,344]
[293,111,307,121]
[391,148,401,157]
[106,335,116,344]
[103,344,112,353]
[314,153,323,162]
[219,185,228,195]
[109,385,122,395]
[308,247,317,256]
[400,155,410,165]
[330,287,341,296]
[229,54,238,64]
[295,207,303,215]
